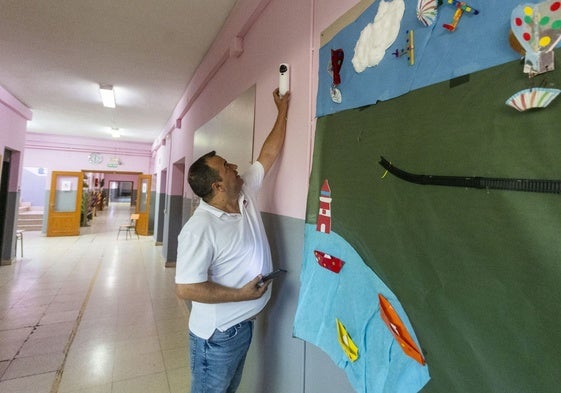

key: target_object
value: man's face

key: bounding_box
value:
[207,155,243,196]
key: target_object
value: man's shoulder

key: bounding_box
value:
[242,161,264,193]
[179,208,213,235]
[243,160,264,178]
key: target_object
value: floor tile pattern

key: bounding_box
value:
[0,203,190,393]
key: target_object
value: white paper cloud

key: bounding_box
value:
[352,0,406,73]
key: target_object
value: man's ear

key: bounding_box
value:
[211,182,222,193]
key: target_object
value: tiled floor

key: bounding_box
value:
[0,203,190,393]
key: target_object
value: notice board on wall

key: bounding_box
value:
[303,51,561,392]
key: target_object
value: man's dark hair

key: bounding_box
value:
[188,151,221,201]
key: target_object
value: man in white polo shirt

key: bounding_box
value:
[175,88,290,393]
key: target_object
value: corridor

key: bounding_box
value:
[0,203,190,393]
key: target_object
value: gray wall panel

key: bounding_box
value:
[163,194,184,263]
[1,191,18,264]
[149,190,155,233]
[239,213,350,393]
[304,343,354,393]
[154,192,165,243]
[240,212,305,393]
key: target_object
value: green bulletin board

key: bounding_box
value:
[306,52,561,392]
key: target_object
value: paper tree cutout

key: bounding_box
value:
[511,1,561,74]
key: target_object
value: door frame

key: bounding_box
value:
[47,171,83,237]
[135,174,152,236]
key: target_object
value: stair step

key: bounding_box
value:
[17,211,44,231]
[18,214,43,219]
[18,217,43,224]
[17,224,42,231]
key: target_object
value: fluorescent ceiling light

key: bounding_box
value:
[99,84,116,108]
[111,127,120,138]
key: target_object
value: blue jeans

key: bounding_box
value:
[189,320,254,393]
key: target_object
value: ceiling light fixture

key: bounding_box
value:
[99,84,116,108]
[111,127,120,138]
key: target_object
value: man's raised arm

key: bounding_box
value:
[256,88,290,175]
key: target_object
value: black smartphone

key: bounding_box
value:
[258,268,287,285]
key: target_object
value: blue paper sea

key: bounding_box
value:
[293,224,430,392]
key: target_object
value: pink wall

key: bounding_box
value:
[24,133,152,170]
[24,133,153,188]
[155,0,323,220]
[152,0,361,219]
[4,0,360,209]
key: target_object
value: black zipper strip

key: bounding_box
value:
[379,156,561,195]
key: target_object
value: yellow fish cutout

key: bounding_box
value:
[336,318,359,362]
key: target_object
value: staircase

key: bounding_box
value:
[18,202,44,232]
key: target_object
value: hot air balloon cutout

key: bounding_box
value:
[328,49,344,103]
[416,0,479,31]
[511,1,561,75]
[417,0,439,26]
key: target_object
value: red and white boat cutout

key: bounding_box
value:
[314,250,345,273]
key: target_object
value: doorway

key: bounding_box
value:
[109,181,133,203]
[46,171,83,236]
[0,149,22,264]
[0,151,10,259]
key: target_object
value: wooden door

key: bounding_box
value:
[135,174,151,235]
[47,171,83,236]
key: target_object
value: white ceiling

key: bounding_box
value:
[0,0,237,143]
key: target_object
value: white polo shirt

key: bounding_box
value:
[175,161,272,339]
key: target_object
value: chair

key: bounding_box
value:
[117,213,140,239]
[15,230,24,257]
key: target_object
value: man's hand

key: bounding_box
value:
[273,87,290,114]
[239,275,271,300]
[176,275,270,303]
